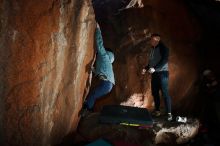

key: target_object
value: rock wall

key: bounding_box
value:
[0,0,95,145]
[188,0,220,74]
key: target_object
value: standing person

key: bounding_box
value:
[200,69,220,129]
[142,33,173,121]
[80,23,115,116]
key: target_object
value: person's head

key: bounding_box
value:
[203,69,216,81]
[105,48,114,63]
[150,33,161,47]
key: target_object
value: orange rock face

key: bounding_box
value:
[0,0,95,145]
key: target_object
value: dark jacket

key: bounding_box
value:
[145,42,169,72]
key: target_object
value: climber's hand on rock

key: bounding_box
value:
[96,23,100,29]
[142,69,146,75]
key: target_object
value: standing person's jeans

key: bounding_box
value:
[151,71,172,113]
[85,80,113,110]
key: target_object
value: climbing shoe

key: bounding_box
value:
[79,103,93,118]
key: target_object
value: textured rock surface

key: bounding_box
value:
[0,0,95,145]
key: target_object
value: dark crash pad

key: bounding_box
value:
[99,105,153,127]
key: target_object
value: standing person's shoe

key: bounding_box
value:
[167,113,173,121]
[151,110,161,117]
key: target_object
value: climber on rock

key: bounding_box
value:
[80,23,115,117]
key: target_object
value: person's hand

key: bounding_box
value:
[96,23,100,29]
[142,69,146,75]
[148,67,155,74]
[91,66,95,73]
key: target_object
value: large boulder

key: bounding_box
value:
[0,0,95,145]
